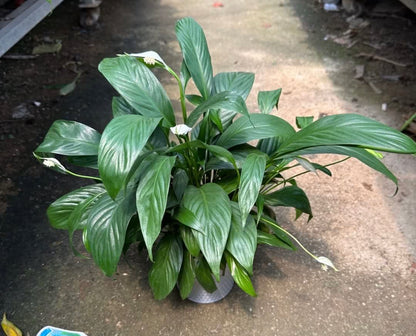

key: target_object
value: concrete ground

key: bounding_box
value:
[1,0,416,335]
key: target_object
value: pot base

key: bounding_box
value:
[187,268,234,304]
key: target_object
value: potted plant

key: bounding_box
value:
[34,17,416,301]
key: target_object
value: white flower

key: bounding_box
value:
[170,124,192,136]
[315,256,338,271]
[42,158,67,172]
[143,56,156,65]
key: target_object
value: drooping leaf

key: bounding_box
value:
[176,17,213,100]
[213,72,255,100]
[178,250,196,299]
[85,189,137,276]
[263,185,313,221]
[149,234,183,300]
[226,203,257,275]
[35,120,101,156]
[98,56,175,126]
[258,89,282,114]
[257,230,295,250]
[182,183,232,280]
[47,184,106,230]
[238,152,267,226]
[216,114,296,149]
[278,114,416,155]
[225,252,256,297]
[180,226,200,257]
[98,114,161,198]
[277,145,397,186]
[187,91,249,127]
[195,256,217,293]
[136,155,176,260]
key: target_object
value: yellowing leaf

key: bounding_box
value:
[1,313,22,336]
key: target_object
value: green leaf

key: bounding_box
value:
[263,186,313,221]
[174,207,206,234]
[172,169,189,202]
[180,226,200,257]
[257,230,295,250]
[67,155,98,169]
[186,94,204,106]
[122,216,142,255]
[195,256,217,293]
[182,184,232,280]
[258,89,282,114]
[187,91,249,127]
[225,252,256,297]
[98,115,161,198]
[226,203,257,275]
[296,116,314,129]
[176,17,213,100]
[278,114,416,155]
[86,189,137,276]
[278,145,397,186]
[149,234,183,300]
[213,72,255,100]
[180,60,191,89]
[257,137,282,155]
[112,96,138,117]
[206,145,264,170]
[178,250,196,299]
[204,144,239,173]
[47,184,106,230]
[238,152,267,226]
[136,155,176,260]
[35,120,101,156]
[98,56,175,126]
[216,114,296,149]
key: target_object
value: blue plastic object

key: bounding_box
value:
[36,326,88,336]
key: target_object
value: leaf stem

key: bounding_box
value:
[165,65,188,123]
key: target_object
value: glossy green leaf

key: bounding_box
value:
[98,56,175,126]
[180,226,200,257]
[206,145,264,170]
[136,155,176,260]
[35,120,101,156]
[186,94,204,106]
[86,190,137,276]
[239,152,267,226]
[278,114,416,155]
[296,116,314,129]
[216,114,296,149]
[225,252,256,297]
[195,256,217,293]
[257,230,295,250]
[257,137,282,155]
[176,17,213,100]
[204,144,239,173]
[112,96,137,117]
[263,185,313,220]
[180,60,191,89]
[47,184,106,230]
[182,183,232,280]
[277,145,397,185]
[226,203,257,275]
[98,114,161,198]
[187,91,249,127]
[172,169,189,202]
[149,234,183,300]
[174,207,206,234]
[213,72,255,100]
[178,250,196,299]
[258,89,282,114]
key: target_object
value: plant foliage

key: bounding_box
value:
[34,17,416,300]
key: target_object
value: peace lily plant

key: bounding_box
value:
[34,17,416,300]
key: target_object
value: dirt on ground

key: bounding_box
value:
[1,0,416,335]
